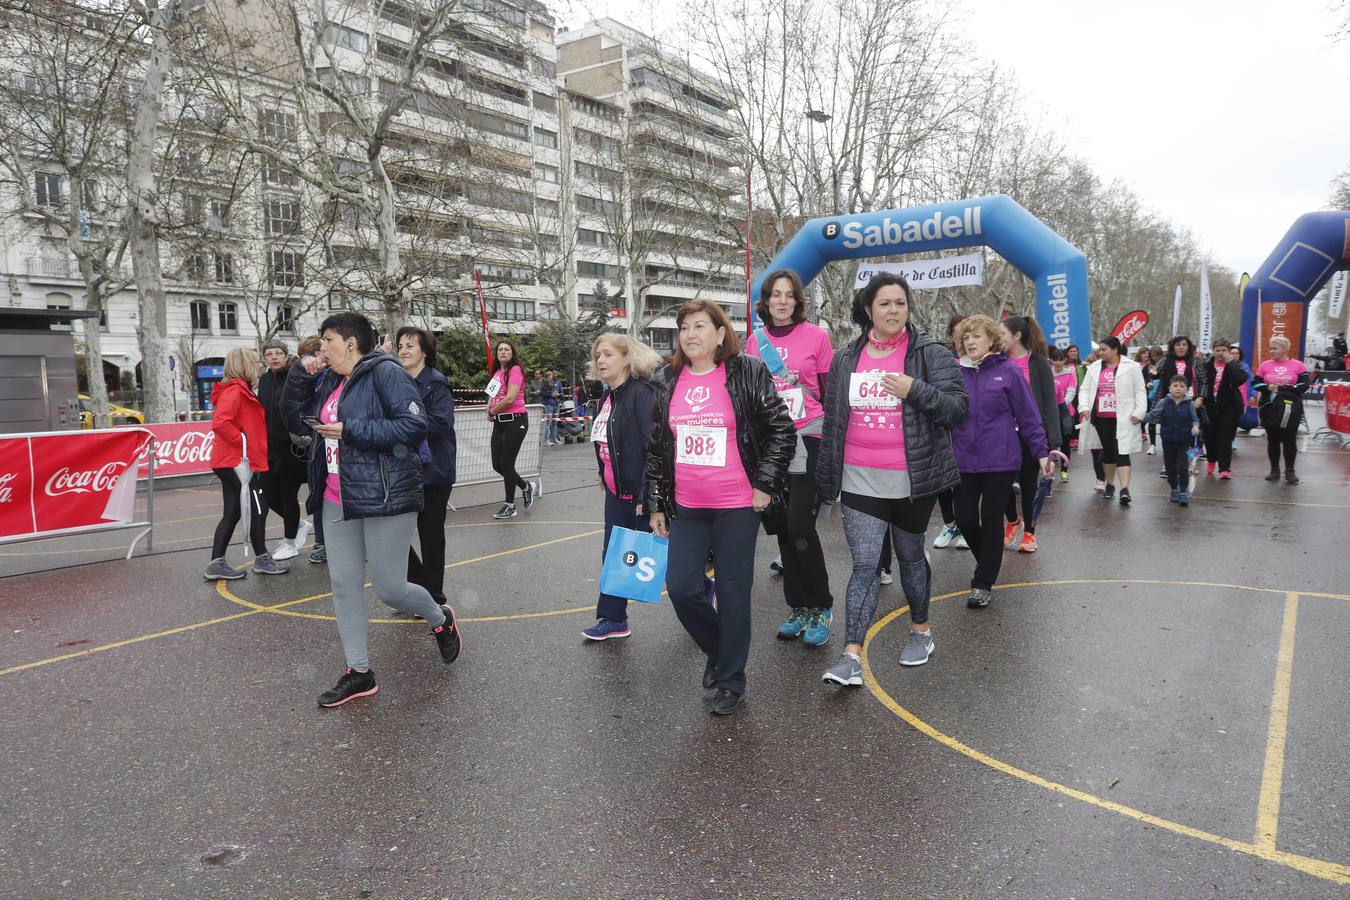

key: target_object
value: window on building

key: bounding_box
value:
[35,173,63,208]
[213,252,234,284]
[207,199,230,230]
[477,261,534,283]
[260,107,296,142]
[270,250,305,286]
[574,127,621,158]
[574,160,621,187]
[262,160,299,187]
[532,91,557,114]
[264,199,301,235]
[218,301,238,333]
[323,23,369,54]
[577,227,612,248]
[190,300,211,332]
[536,198,559,216]
[79,179,98,209]
[576,194,615,217]
[577,260,620,279]
[533,163,560,184]
[184,193,205,224]
[276,303,297,334]
[530,55,556,78]
[465,106,529,140]
[185,253,207,282]
[533,127,557,149]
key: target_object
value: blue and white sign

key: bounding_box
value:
[752,195,1092,350]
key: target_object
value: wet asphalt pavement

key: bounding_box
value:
[2,420,1348,898]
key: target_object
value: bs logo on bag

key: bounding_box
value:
[623,549,658,582]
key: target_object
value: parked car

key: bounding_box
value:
[79,394,145,428]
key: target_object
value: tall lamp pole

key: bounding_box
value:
[805,108,832,325]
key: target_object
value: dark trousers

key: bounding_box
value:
[490,416,529,502]
[597,489,648,622]
[937,488,956,524]
[1266,425,1299,470]
[1161,440,1190,493]
[1003,444,1040,532]
[408,482,453,605]
[777,436,833,609]
[1204,406,1238,471]
[955,471,1016,591]
[1092,415,1130,467]
[666,505,760,695]
[261,457,303,539]
[212,467,267,559]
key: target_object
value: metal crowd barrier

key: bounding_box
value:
[449,403,546,507]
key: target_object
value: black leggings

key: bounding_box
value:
[1205,406,1239,472]
[408,482,453,604]
[954,471,1016,591]
[212,467,266,559]
[1093,416,1131,467]
[937,488,955,525]
[1266,425,1299,471]
[1003,444,1040,532]
[490,416,529,502]
[777,436,833,609]
[262,461,302,540]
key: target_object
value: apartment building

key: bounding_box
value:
[556,18,743,356]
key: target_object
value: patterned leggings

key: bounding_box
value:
[839,492,935,644]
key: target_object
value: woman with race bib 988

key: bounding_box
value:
[745,269,836,648]
[646,299,795,716]
[583,334,662,641]
[816,274,967,687]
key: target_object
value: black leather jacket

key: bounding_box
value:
[643,355,795,517]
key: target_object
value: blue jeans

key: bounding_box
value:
[544,401,559,441]
[596,490,647,622]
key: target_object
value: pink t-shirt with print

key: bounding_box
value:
[490,366,527,414]
[1256,359,1306,387]
[321,380,345,505]
[1053,370,1075,405]
[668,364,752,509]
[843,336,909,471]
[1095,365,1118,419]
[1010,353,1031,383]
[745,322,834,429]
[592,394,617,496]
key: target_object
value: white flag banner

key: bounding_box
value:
[1198,265,1213,353]
[1172,284,1182,337]
[853,252,984,291]
[1330,270,1348,320]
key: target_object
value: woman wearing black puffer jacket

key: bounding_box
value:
[292,312,462,708]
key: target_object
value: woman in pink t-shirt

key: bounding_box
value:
[745,269,836,647]
[486,339,533,519]
[1252,334,1310,484]
[646,300,795,716]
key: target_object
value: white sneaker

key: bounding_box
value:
[933,524,959,549]
[1147,445,1157,455]
[294,518,313,550]
[1094,480,1106,492]
[879,568,894,585]
[272,539,298,561]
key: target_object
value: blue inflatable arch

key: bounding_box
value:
[1238,211,1349,367]
[752,195,1092,350]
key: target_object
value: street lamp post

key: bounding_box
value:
[804,108,832,325]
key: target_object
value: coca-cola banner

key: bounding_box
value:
[0,429,150,540]
[137,422,215,477]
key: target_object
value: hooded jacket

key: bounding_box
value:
[209,378,268,471]
[643,354,795,517]
[412,365,456,487]
[287,351,428,519]
[951,353,1048,473]
[256,361,305,471]
[1142,394,1200,443]
[816,323,967,500]
[1201,356,1249,413]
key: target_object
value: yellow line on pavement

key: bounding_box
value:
[1255,592,1299,852]
[862,581,1350,886]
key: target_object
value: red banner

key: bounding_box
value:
[1111,309,1150,344]
[1326,383,1350,436]
[1256,300,1305,370]
[137,422,215,477]
[0,429,149,539]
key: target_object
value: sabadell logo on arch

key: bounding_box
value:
[823,206,984,249]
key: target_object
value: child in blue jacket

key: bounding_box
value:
[1142,375,1201,505]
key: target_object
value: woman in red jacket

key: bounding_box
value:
[204,347,289,579]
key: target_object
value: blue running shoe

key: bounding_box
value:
[802,608,832,647]
[777,607,808,640]
[1169,489,1180,503]
[582,619,631,641]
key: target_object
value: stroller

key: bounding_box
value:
[555,399,589,444]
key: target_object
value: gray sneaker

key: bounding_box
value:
[966,587,992,609]
[493,503,518,520]
[203,558,245,581]
[822,652,863,687]
[252,553,289,575]
[900,629,934,666]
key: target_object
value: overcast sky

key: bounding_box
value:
[561,0,1349,277]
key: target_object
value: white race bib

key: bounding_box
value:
[590,405,611,444]
[1098,390,1117,414]
[324,437,339,475]
[779,387,806,421]
[849,372,899,409]
[485,377,502,400]
[675,424,727,467]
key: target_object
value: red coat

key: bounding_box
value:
[209,378,269,471]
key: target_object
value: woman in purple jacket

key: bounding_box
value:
[951,316,1052,610]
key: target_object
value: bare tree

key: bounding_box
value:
[0,2,141,426]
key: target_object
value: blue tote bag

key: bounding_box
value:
[599,527,669,604]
